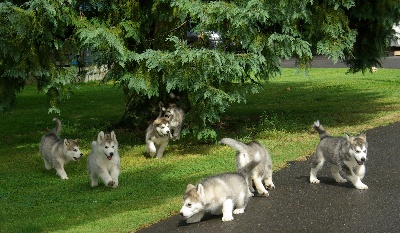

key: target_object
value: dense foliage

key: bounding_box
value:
[1,0,399,140]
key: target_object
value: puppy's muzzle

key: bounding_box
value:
[106,152,114,160]
[356,157,365,165]
[73,153,83,161]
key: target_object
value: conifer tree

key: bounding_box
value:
[1,0,399,140]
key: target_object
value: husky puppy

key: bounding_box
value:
[146,117,170,158]
[159,102,184,140]
[87,131,120,188]
[309,120,368,190]
[219,138,275,197]
[179,157,260,223]
[39,118,83,179]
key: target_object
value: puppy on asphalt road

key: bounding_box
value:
[310,120,369,190]
[40,118,83,179]
[87,131,120,188]
[219,138,275,197]
[179,154,260,224]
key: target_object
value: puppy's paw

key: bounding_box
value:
[310,178,320,184]
[259,191,269,197]
[233,208,245,215]
[336,178,347,183]
[355,183,368,190]
[108,181,115,187]
[222,216,234,222]
[266,183,275,190]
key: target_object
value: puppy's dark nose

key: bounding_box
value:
[361,158,365,162]
[180,212,183,216]
[110,152,114,156]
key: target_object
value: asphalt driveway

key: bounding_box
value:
[137,122,400,233]
[280,55,400,68]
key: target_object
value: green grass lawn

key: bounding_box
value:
[1,68,400,232]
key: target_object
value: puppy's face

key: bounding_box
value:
[97,131,118,160]
[100,140,116,160]
[64,139,83,162]
[180,185,204,219]
[156,122,170,137]
[153,117,170,137]
[165,107,175,119]
[348,133,367,165]
[349,143,367,165]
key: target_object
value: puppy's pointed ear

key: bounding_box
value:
[359,132,367,140]
[197,184,205,198]
[97,131,105,141]
[186,184,195,192]
[110,131,116,140]
[64,139,69,146]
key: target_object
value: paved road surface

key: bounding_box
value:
[137,122,400,233]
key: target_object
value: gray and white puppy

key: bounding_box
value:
[146,117,170,158]
[219,138,275,197]
[310,120,368,190]
[180,154,260,224]
[39,118,83,179]
[159,102,184,140]
[87,131,120,188]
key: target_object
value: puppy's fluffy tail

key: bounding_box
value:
[51,118,62,135]
[312,120,329,139]
[219,138,249,155]
[219,137,261,175]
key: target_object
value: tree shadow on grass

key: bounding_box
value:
[218,80,393,139]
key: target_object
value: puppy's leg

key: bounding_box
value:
[247,176,255,196]
[54,162,68,179]
[354,164,366,180]
[173,126,182,140]
[343,162,368,190]
[263,169,275,190]
[155,141,168,158]
[310,152,325,184]
[187,211,205,223]
[98,169,114,187]
[109,167,120,188]
[221,199,234,222]
[89,171,99,187]
[233,191,247,214]
[146,140,156,158]
[42,156,52,170]
[253,175,269,197]
[331,164,347,183]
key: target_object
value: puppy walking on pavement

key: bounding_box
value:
[87,131,120,188]
[40,118,83,179]
[219,138,275,197]
[309,120,369,190]
[179,156,260,223]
